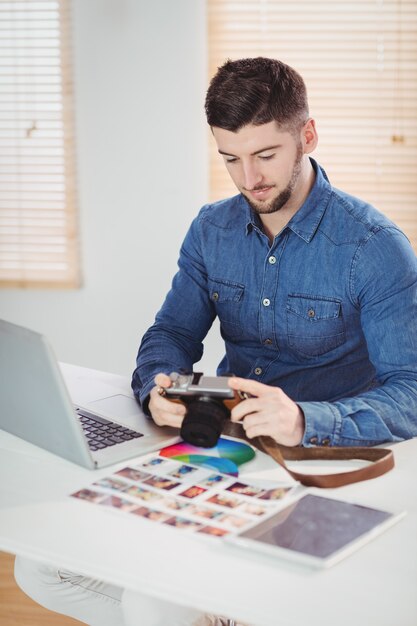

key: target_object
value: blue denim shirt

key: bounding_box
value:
[132,159,417,446]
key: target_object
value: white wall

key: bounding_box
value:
[0,0,224,376]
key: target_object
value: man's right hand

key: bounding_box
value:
[148,373,186,428]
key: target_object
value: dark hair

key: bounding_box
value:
[205,57,309,133]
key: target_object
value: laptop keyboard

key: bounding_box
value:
[76,409,144,451]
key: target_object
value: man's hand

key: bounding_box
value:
[148,373,186,428]
[228,377,305,446]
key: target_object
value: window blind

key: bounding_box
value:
[0,0,79,288]
[208,0,417,251]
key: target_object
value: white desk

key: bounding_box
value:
[1,364,416,626]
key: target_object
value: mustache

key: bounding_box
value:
[244,184,276,192]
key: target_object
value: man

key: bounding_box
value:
[133,57,417,450]
[15,58,417,626]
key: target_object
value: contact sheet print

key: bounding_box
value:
[70,453,296,538]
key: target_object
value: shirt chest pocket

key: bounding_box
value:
[208,277,245,340]
[286,294,345,358]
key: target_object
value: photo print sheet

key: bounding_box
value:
[70,452,296,538]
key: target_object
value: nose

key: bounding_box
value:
[242,161,262,190]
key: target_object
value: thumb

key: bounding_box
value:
[228,376,269,397]
[154,372,172,388]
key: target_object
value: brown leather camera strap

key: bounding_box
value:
[223,422,394,488]
[253,436,395,488]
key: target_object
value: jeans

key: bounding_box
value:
[14,556,241,626]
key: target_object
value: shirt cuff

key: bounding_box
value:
[298,401,342,447]
[138,381,156,418]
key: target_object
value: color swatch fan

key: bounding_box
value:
[159,438,255,476]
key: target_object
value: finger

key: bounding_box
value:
[160,398,186,416]
[230,398,261,422]
[149,388,186,428]
[243,421,275,440]
[150,391,186,416]
[153,410,185,429]
[240,413,270,430]
[150,398,186,426]
[228,376,273,397]
[154,372,172,388]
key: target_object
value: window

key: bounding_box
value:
[0,0,80,288]
[208,0,417,251]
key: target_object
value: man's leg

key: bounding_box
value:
[122,588,243,626]
[14,555,124,626]
[121,587,212,625]
[15,556,248,626]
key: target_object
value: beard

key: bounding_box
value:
[243,143,304,215]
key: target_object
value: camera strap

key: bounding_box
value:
[223,423,394,488]
[254,436,395,488]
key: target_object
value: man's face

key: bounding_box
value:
[212,121,305,215]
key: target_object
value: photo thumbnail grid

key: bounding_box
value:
[71,453,295,538]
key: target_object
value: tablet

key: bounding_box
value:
[225,494,405,568]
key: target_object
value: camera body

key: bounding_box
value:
[160,372,245,448]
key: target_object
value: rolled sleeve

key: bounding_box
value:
[299,401,342,446]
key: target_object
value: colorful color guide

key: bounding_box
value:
[159,438,255,476]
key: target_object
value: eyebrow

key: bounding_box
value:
[218,144,281,157]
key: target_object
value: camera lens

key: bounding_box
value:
[180,397,229,448]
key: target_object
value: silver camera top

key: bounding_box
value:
[166,371,234,399]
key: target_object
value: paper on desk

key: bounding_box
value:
[69,451,297,538]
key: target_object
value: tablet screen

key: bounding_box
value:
[238,494,394,560]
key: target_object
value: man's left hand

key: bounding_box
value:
[228,377,305,447]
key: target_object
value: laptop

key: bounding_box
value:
[0,319,179,469]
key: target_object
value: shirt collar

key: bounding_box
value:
[244,158,332,242]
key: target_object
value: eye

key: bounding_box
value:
[224,156,238,164]
[258,154,275,161]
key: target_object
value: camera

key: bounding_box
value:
[159,372,246,448]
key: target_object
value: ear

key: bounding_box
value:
[302,118,318,154]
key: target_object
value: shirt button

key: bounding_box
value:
[268,256,276,264]
[309,436,318,445]
[308,308,315,318]
[254,367,263,375]
[264,338,273,345]
[262,298,270,307]
[212,292,219,301]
